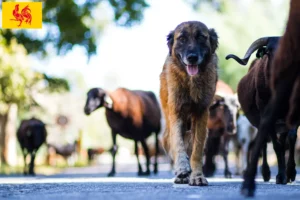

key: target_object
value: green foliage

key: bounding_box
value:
[1,0,149,58]
[0,34,70,114]
[185,0,228,12]
[43,74,70,93]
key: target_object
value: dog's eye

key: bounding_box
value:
[197,34,207,41]
[178,36,186,43]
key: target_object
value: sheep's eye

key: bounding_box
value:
[178,36,186,43]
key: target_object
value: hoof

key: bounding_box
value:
[189,173,208,186]
[107,171,115,177]
[203,164,215,177]
[224,170,232,179]
[286,165,296,183]
[138,170,150,176]
[261,165,271,182]
[241,178,256,197]
[276,173,287,185]
[153,163,158,174]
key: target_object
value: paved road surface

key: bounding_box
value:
[0,163,300,200]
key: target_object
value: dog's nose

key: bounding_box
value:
[187,54,198,63]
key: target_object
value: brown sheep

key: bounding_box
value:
[17,117,47,175]
[226,39,278,184]
[84,87,161,176]
[204,95,234,178]
[239,0,300,196]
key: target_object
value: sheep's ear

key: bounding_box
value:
[167,31,174,55]
[209,28,219,53]
[97,88,106,98]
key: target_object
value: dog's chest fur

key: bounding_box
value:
[166,57,217,118]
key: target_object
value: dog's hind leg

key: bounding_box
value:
[189,110,209,186]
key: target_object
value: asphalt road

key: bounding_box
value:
[0,163,300,200]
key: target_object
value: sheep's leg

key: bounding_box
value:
[260,143,271,182]
[140,139,151,175]
[134,140,143,175]
[222,135,232,178]
[203,136,217,177]
[153,132,159,174]
[241,83,288,197]
[234,137,242,175]
[240,141,249,175]
[29,151,36,176]
[286,128,297,182]
[107,132,117,177]
[270,132,287,184]
[23,150,28,175]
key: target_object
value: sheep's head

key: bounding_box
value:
[84,88,106,115]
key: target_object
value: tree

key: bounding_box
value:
[189,0,289,90]
[0,35,70,164]
[1,0,149,59]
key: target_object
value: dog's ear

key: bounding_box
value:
[209,28,218,53]
[167,31,174,55]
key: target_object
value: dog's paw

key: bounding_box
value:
[174,170,191,184]
[189,173,208,186]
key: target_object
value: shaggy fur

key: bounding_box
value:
[17,117,47,175]
[84,87,161,176]
[160,21,218,186]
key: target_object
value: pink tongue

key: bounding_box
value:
[187,65,199,76]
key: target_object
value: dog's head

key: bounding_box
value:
[84,88,106,115]
[167,21,218,76]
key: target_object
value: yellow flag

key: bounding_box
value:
[2,2,42,29]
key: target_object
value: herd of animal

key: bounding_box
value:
[15,0,299,197]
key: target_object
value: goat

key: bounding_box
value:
[238,0,300,196]
[204,95,234,178]
[47,140,79,166]
[17,117,47,175]
[84,87,161,177]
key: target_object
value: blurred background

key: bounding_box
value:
[0,0,299,175]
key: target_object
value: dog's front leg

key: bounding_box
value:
[189,110,209,186]
[169,114,191,184]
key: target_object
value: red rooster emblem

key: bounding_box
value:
[10,4,32,27]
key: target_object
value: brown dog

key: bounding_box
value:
[159,21,218,186]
